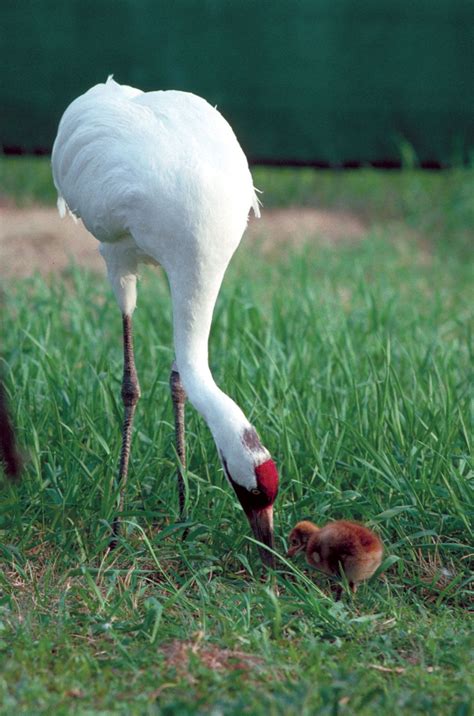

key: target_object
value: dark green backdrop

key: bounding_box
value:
[1,1,473,165]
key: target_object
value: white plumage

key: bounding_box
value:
[52,78,278,563]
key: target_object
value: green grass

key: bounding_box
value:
[1,163,473,714]
[0,157,57,206]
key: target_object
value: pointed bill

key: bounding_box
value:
[247,506,275,568]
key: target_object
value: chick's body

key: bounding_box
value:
[288,519,383,593]
[307,520,383,591]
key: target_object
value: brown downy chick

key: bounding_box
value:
[287,520,383,594]
[306,520,383,593]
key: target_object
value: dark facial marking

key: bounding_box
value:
[241,427,263,451]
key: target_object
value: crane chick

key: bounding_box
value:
[287,519,383,594]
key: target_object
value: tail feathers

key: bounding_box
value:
[57,195,78,224]
[252,187,262,218]
[57,196,67,218]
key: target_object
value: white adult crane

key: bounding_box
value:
[52,78,279,565]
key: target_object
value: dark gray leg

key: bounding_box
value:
[110,313,141,548]
[169,361,187,519]
[0,380,22,480]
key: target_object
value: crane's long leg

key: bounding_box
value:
[170,362,187,519]
[110,313,141,548]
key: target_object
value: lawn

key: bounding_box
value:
[0,160,473,714]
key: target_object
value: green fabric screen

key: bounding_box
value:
[1,1,473,165]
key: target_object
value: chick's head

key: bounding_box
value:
[287,520,319,558]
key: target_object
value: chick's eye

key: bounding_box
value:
[291,538,299,546]
[251,488,260,496]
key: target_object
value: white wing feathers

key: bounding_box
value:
[52,79,260,241]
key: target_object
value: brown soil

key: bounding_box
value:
[0,206,105,278]
[0,205,367,279]
[160,638,263,681]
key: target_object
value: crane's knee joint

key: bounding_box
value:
[122,373,141,406]
[170,369,186,403]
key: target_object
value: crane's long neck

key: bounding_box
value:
[168,267,250,441]
[167,263,277,553]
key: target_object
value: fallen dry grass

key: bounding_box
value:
[161,637,263,679]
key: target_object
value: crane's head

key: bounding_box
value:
[220,427,279,568]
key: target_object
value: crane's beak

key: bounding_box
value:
[247,506,275,568]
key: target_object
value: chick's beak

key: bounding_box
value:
[286,544,300,558]
[247,506,275,568]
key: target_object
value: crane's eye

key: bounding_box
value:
[251,488,260,496]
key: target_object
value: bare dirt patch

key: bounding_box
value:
[0,205,104,278]
[161,637,263,680]
[249,207,366,254]
[0,205,367,279]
